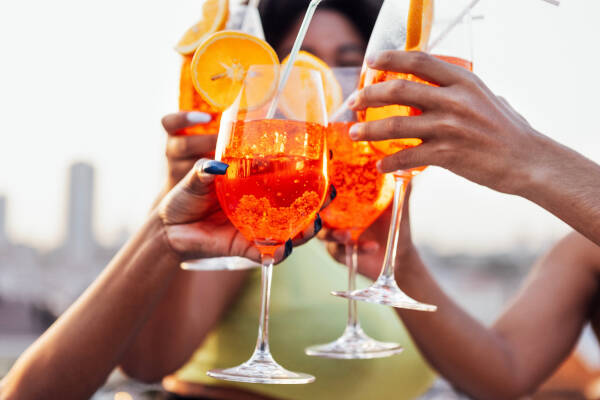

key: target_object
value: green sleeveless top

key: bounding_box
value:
[175,241,435,399]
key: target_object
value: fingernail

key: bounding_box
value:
[187,111,212,124]
[347,92,358,108]
[284,239,293,259]
[348,124,361,140]
[366,53,376,67]
[314,214,322,234]
[376,160,383,172]
[202,160,229,175]
[330,185,337,201]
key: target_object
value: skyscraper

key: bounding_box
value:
[65,162,95,259]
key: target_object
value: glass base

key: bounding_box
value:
[207,350,315,384]
[181,257,259,271]
[332,276,437,312]
[305,325,403,359]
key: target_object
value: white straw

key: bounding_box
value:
[266,0,323,118]
[429,0,558,52]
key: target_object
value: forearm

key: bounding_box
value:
[1,213,180,400]
[516,134,600,245]
[395,251,528,399]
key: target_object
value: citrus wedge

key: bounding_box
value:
[406,0,434,51]
[175,0,229,55]
[281,51,343,120]
[190,31,280,111]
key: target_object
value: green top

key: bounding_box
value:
[176,241,435,399]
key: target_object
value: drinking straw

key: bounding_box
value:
[429,0,559,52]
[266,0,324,118]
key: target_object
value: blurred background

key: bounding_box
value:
[1,0,600,397]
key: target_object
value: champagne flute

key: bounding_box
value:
[305,67,402,359]
[207,64,328,383]
[333,0,472,310]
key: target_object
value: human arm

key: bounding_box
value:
[348,51,600,246]
[0,160,312,399]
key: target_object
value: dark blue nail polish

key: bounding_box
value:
[314,214,322,234]
[203,160,229,175]
[284,239,293,259]
[330,185,337,201]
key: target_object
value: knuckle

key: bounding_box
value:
[388,79,407,99]
[435,115,463,136]
[408,51,430,71]
[377,50,394,67]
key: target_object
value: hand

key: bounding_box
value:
[349,51,552,195]
[158,159,325,263]
[162,111,217,191]
[321,182,417,281]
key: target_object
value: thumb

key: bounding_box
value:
[378,144,434,174]
[160,159,229,225]
[180,159,229,197]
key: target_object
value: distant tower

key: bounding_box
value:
[66,162,95,258]
[0,196,7,245]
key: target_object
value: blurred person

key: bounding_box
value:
[119,1,436,400]
[0,159,323,399]
[317,50,600,398]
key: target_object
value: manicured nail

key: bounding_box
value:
[284,239,293,259]
[187,111,212,124]
[348,124,361,140]
[201,160,229,175]
[330,185,337,201]
[314,214,322,234]
[376,160,383,173]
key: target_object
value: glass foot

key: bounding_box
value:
[305,325,403,359]
[207,350,315,384]
[332,276,437,312]
[181,257,259,271]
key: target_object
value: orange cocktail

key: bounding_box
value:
[215,119,328,253]
[358,55,473,164]
[320,122,394,241]
[178,55,221,135]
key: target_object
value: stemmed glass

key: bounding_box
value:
[332,0,473,310]
[178,0,266,272]
[305,67,402,359]
[207,64,328,384]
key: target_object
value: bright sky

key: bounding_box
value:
[0,0,597,254]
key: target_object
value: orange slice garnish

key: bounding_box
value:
[175,0,229,55]
[406,0,434,51]
[280,51,343,120]
[190,31,280,111]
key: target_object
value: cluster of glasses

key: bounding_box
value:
[179,0,474,384]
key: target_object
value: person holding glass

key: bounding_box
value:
[320,48,600,398]
[125,1,437,399]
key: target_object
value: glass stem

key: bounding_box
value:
[345,242,359,329]
[379,176,409,281]
[255,253,274,355]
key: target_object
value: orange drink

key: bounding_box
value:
[215,119,328,253]
[320,122,394,241]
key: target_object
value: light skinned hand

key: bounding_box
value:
[349,50,552,196]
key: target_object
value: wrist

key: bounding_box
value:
[142,211,183,266]
[394,246,425,286]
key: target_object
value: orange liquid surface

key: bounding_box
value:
[320,122,395,241]
[215,119,328,254]
[359,55,473,164]
[178,55,221,136]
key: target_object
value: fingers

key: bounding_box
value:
[162,111,212,135]
[179,159,228,197]
[290,213,323,247]
[367,51,470,87]
[348,116,434,142]
[377,144,436,174]
[166,134,218,160]
[350,78,442,112]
